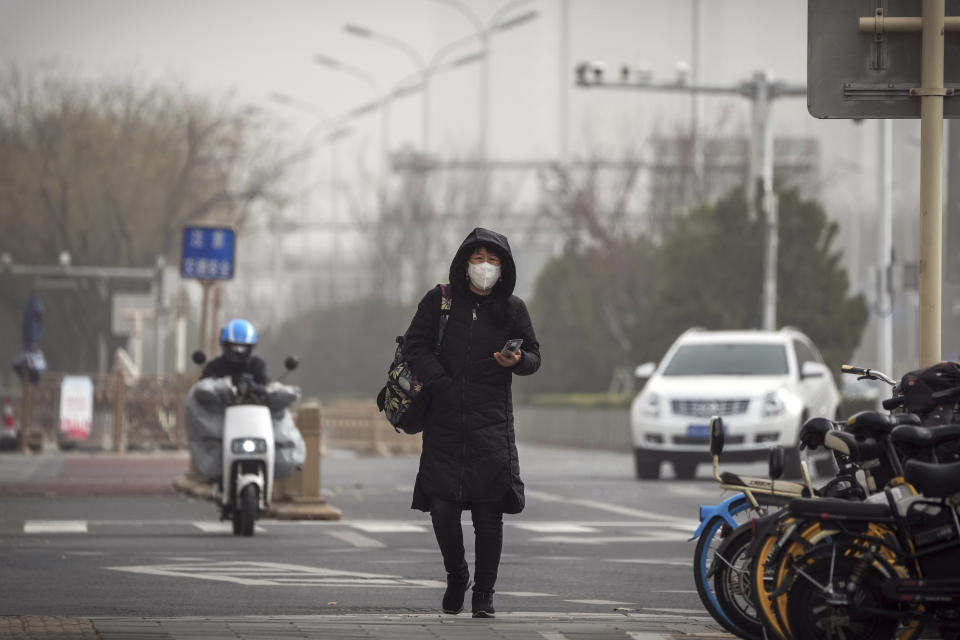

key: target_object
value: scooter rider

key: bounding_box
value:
[201,318,269,386]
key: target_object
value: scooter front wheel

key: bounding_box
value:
[236,484,258,537]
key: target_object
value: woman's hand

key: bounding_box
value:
[493,349,521,368]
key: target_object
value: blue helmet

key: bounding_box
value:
[220,318,257,364]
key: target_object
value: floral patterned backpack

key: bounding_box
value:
[376,284,452,434]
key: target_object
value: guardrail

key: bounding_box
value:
[320,402,421,456]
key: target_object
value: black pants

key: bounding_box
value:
[430,497,503,593]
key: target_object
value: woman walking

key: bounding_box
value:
[402,227,541,618]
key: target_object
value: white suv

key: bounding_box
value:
[629,327,840,480]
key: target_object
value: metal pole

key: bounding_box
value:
[879,119,894,376]
[918,0,945,366]
[209,285,222,356]
[559,0,569,162]
[691,0,703,188]
[197,280,212,355]
[18,377,32,454]
[153,255,165,377]
[751,71,778,331]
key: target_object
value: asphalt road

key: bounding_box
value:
[0,444,743,638]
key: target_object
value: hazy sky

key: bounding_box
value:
[0,0,815,162]
[6,1,924,369]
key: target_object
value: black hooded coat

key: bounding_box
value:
[403,228,541,514]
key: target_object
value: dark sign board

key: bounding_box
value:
[808,0,960,118]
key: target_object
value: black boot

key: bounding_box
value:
[471,589,495,618]
[441,567,471,614]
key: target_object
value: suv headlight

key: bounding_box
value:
[761,389,791,417]
[639,392,660,418]
[231,437,267,454]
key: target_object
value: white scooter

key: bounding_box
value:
[190,352,300,536]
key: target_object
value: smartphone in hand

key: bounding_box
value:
[500,338,523,355]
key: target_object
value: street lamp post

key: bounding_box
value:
[429,0,538,161]
[313,54,391,199]
[268,92,354,220]
[343,24,429,153]
[577,66,805,331]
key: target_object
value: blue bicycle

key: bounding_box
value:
[691,418,810,639]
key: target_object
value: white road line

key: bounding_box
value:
[564,599,634,605]
[325,529,386,548]
[514,523,598,533]
[525,490,694,524]
[532,533,688,544]
[498,591,556,597]
[192,522,265,534]
[108,560,435,589]
[539,632,569,640]
[24,521,87,534]
[349,522,427,533]
[605,558,692,567]
[643,607,705,614]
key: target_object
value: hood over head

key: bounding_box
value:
[449,227,516,298]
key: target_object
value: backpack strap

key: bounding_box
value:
[433,283,453,356]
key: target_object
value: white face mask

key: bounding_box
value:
[467,261,501,291]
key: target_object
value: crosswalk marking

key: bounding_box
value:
[325,529,386,548]
[514,523,598,533]
[349,522,427,533]
[23,520,87,534]
[605,558,693,567]
[534,533,688,544]
[19,519,698,545]
[108,560,439,588]
[525,490,694,524]
[191,521,266,534]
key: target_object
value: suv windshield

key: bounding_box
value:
[662,343,789,376]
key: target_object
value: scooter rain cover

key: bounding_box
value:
[185,378,306,482]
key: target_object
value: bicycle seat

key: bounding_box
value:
[824,430,884,463]
[799,416,839,450]
[845,411,920,438]
[904,459,960,498]
[788,497,892,520]
[891,424,960,448]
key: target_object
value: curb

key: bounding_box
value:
[171,473,341,520]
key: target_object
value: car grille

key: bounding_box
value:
[671,399,750,417]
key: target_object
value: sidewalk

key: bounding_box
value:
[0,450,189,496]
[0,612,735,639]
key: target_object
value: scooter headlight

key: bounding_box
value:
[231,437,267,454]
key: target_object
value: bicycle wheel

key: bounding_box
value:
[781,529,924,640]
[749,513,796,640]
[692,495,755,638]
[712,521,763,639]
[786,543,900,640]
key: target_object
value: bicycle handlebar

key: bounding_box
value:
[841,364,897,386]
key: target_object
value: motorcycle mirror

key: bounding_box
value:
[284,356,299,371]
[768,446,786,481]
[709,416,725,456]
[191,350,207,366]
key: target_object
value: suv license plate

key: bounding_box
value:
[687,424,711,439]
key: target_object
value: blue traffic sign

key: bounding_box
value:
[180,226,236,280]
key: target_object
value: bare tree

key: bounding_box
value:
[0,61,299,373]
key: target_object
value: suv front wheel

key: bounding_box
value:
[672,458,699,480]
[634,448,662,480]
